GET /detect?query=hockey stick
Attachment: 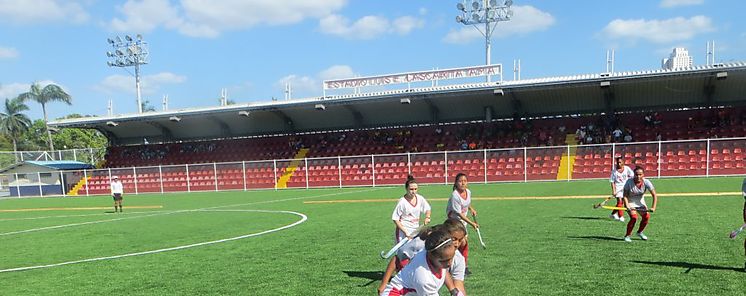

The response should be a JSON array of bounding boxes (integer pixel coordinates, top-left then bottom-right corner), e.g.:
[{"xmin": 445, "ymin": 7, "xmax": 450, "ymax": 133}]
[
  {"xmin": 600, "ymin": 205, "xmax": 627, "ymax": 211},
  {"xmin": 380, "ymin": 237, "xmax": 411, "ymax": 259},
  {"xmin": 592, "ymin": 197, "xmax": 613, "ymax": 209},
  {"xmin": 379, "ymin": 225, "xmax": 428, "ymax": 259},
  {"xmin": 729, "ymin": 223, "xmax": 746, "ymax": 239},
  {"xmin": 472, "ymin": 213, "xmax": 486, "ymax": 249}
]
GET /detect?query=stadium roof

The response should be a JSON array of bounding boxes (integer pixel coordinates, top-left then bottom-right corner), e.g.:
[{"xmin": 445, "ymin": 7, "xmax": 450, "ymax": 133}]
[
  {"xmin": 50, "ymin": 62, "xmax": 746, "ymax": 145},
  {"xmin": 0, "ymin": 161, "xmax": 94, "ymax": 174}
]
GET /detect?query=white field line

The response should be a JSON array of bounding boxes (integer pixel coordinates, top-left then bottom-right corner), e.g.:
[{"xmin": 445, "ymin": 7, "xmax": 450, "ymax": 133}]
[
  {"xmin": 0, "ymin": 210, "xmax": 307, "ymax": 274},
  {"xmin": 0, "ymin": 210, "xmax": 191, "ymax": 237},
  {"xmin": 0, "ymin": 188, "xmax": 379, "ymax": 273},
  {"xmin": 0, "ymin": 188, "xmax": 379, "ymax": 236},
  {"xmin": 0, "ymin": 210, "xmax": 172, "ymax": 222}
]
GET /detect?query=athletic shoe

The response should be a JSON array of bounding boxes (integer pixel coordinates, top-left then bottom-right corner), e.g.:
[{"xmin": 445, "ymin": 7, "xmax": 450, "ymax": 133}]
[
  {"xmin": 624, "ymin": 236, "xmax": 632, "ymax": 243},
  {"xmin": 637, "ymin": 232, "xmax": 648, "ymax": 241},
  {"xmin": 609, "ymin": 214, "xmax": 619, "ymax": 221},
  {"xmin": 618, "ymin": 216, "xmax": 625, "ymax": 222},
  {"xmin": 465, "ymin": 268, "xmax": 472, "ymax": 276}
]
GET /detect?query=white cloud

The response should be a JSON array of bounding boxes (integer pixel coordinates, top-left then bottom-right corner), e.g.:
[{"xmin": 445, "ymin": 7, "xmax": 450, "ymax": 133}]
[
  {"xmin": 275, "ymin": 65, "xmax": 356, "ymax": 98},
  {"xmin": 0, "ymin": 80, "xmax": 62, "ymax": 100},
  {"xmin": 319, "ymin": 14, "xmax": 424, "ymax": 39},
  {"xmin": 0, "ymin": 46, "xmax": 18, "ymax": 59},
  {"xmin": 443, "ymin": 5, "xmax": 554, "ymax": 44},
  {"xmin": 109, "ymin": 0, "xmax": 347, "ymax": 38},
  {"xmin": 660, "ymin": 0, "xmax": 704, "ymax": 8},
  {"xmin": 601, "ymin": 16, "xmax": 714, "ymax": 44},
  {"xmin": 95, "ymin": 72, "xmax": 186, "ymax": 95},
  {"xmin": 0, "ymin": 0, "xmax": 88, "ymax": 24},
  {"xmin": 110, "ymin": 0, "xmax": 183, "ymax": 33},
  {"xmin": 319, "ymin": 65, "xmax": 355, "ymax": 81}
]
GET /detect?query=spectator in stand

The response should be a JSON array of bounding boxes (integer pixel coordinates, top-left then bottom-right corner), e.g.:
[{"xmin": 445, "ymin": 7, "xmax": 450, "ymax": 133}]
[
  {"xmin": 655, "ymin": 133, "xmax": 663, "ymax": 141},
  {"xmin": 468, "ymin": 141, "xmax": 477, "ymax": 150},
  {"xmin": 644, "ymin": 113, "xmax": 654, "ymax": 127},
  {"xmin": 653, "ymin": 112, "xmax": 663, "ymax": 126},
  {"xmin": 623, "ymin": 133, "xmax": 633, "ymax": 142},
  {"xmin": 612, "ymin": 127, "xmax": 623, "ymax": 142},
  {"xmin": 460, "ymin": 141, "xmax": 468, "ymax": 150}
]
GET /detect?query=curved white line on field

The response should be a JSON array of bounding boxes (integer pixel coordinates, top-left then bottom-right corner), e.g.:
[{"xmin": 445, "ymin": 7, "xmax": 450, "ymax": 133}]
[
  {"xmin": 0, "ymin": 210, "xmax": 191, "ymax": 237},
  {"xmin": 0, "ymin": 210, "xmax": 307, "ymax": 273}
]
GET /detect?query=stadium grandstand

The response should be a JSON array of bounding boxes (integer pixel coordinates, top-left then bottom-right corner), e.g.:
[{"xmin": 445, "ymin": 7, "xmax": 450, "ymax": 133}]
[{"xmin": 44, "ymin": 62, "xmax": 746, "ymax": 196}]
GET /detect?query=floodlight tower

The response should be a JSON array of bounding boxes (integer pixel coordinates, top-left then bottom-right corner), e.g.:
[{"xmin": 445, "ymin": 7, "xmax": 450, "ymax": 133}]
[
  {"xmin": 106, "ymin": 34, "xmax": 149, "ymax": 113},
  {"xmin": 456, "ymin": 0, "xmax": 513, "ymax": 82}
]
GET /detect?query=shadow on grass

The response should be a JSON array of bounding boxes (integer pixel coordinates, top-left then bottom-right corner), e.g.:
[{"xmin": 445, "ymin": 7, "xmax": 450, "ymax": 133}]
[
  {"xmin": 104, "ymin": 211, "xmax": 116, "ymax": 214},
  {"xmin": 343, "ymin": 271, "xmax": 383, "ymax": 287},
  {"xmin": 567, "ymin": 235, "xmax": 624, "ymax": 241},
  {"xmin": 561, "ymin": 216, "xmax": 605, "ymax": 221},
  {"xmin": 631, "ymin": 260, "xmax": 744, "ymax": 273}
]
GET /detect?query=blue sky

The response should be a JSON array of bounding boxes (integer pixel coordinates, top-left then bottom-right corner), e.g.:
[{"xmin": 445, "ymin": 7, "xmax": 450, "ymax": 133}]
[{"xmin": 0, "ymin": 0, "xmax": 743, "ymax": 120}]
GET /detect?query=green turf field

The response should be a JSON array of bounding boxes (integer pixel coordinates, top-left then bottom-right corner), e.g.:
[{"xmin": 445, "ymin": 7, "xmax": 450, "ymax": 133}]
[{"xmin": 1, "ymin": 176, "xmax": 744, "ymax": 295}]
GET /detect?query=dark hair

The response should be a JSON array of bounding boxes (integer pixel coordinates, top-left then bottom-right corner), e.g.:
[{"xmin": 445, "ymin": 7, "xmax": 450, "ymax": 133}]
[
  {"xmin": 442, "ymin": 218, "xmax": 466, "ymax": 235},
  {"xmin": 615, "ymin": 157, "xmax": 623, "ymax": 162},
  {"xmin": 405, "ymin": 175, "xmax": 417, "ymax": 189},
  {"xmin": 452, "ymin": 173, "xmax": 467, "ymax": 191},
  {"xmin": 424, "ymin": 228, "xmax": 454, "ymax": 257},
  {"xmin": 634, "ymin": 166, "xmax": 645, "ymax": 173}
]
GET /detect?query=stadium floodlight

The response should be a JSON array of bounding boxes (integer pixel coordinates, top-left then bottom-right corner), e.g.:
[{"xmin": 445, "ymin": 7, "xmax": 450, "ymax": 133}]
[
  {"xmin": 315, "ymin": 104, "xmax": 326, "ymax": 110},
  {"xmin": 716, "ymin": 71, "xmax": 728, "ymax": 80},
  {"xmin": 106, "ymin": 121, "xmax": 119, "ymax": 127},
  {"xmin": 238, "ymin": 110, "xmax": 251, "ymax": 117},
  {"xmin": 400, "ymin": 98, "xmax": 411, "ymax": 104},
  {"xmin": 600, "ymin": 81, "xmax": 611, "ymax": 88},
  {"xmin": 493, "ymin": 89, "xmax": 504, "ymax": 96},
  {"xmin": 106, "ymin": 34, "xmax": 149, "ymax": 113},
  {"xmin": 169, "ymin": 116, "xmax": 181, "ymax": 122},
  {"xmin": 455, "ymin": 0, "xmax": 513, "ymax": 82}
]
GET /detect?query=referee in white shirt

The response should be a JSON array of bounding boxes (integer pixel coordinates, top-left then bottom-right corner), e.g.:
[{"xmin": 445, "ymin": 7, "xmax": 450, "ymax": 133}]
[{"xmin": 111, "ymin": 176, "xmax": 124, "ymax": 213}]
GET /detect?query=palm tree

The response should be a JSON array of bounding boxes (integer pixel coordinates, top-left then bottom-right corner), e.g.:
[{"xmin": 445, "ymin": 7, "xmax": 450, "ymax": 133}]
[
  {"xmin": 0, "ymin": 97, "xmax": 32, "ymax": 155},
  {"xmin": 17, "ymin": 82, "xmax": 71, "ymax": 151}
]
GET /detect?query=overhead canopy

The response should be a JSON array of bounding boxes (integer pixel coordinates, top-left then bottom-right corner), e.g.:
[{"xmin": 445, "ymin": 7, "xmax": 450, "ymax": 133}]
[
  {"xmin": 0, "ymin": 161, "xmax": 94, "ymax": 174},
  {"xmin": 49, "ymin": 63, "xmax": 746, "ymax": 145}
]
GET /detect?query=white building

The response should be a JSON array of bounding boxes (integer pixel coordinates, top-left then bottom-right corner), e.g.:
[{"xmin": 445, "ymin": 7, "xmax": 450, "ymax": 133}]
[{"xmin": 662, "ymin": 48, "xmax": 693, "ymax": 70}]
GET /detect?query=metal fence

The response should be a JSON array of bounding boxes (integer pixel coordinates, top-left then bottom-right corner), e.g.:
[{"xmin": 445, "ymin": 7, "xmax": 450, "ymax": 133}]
[{"xmin": 1, "ymin": 137, "xmax": 743, "ymax": 198}]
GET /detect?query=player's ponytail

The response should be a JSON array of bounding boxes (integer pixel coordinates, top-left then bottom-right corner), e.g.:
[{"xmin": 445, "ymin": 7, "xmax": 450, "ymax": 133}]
[
  {"xmin": 404, "ymin": 175, "xmax": 416, "ymax": 189},
  {"xmin": 452, "ymin": 173, "xmax": 466, "ymax": 191}
]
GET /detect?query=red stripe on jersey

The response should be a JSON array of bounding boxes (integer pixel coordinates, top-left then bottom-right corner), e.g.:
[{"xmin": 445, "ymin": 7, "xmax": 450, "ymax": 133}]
[
  {"xmin": 386, "ymin": 287, "xmax": 416, "ymax": 296},
  {"xmin": 425, "ymin": 255, "xmax": 443, "ymax": 279}
]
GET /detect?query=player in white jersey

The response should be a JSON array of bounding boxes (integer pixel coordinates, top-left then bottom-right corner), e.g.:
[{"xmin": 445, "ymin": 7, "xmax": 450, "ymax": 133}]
[
  {"xmin": 378, "ymin": 219, "xmax": 468, "ymax": 295},
  {"xmin": 741, "ymin": 178, "xmax": 746, "ymax": 272},
  {"xmin": 609, "ymin": 157, "xmax": 634, "ymax": 222},
  {"xmin": 392, "ymin": 175, "xmax": 432, "ymax": 243},
  {"xmin": 446, "ymin": 173, "xmax": 478, "ymax": 275},
  {"xmin": 622, "ymin": 166, "xmax": 658, "ymax": 242},
  {"xmin": 380, "ymin": 228, "xmax": 457, "ymax": 296}
]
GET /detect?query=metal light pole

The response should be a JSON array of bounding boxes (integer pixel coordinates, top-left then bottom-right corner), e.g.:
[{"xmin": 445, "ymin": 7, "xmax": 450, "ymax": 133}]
[
  {"xmin": 456, "ymin": 0, "xmax": 513, "ymax": 82},
  {"xmin": 106, "ymin": 35, "xmax": 149, "ymax": 113}
]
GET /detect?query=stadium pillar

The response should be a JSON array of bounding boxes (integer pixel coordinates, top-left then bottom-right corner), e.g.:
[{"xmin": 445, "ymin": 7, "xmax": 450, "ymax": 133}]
[
  {"xmin": 186, "ymin": 164, "xmax": 191, "ymax": 193},
  {"xmin": 444, "ymin": 151, "xmax": 449, "ymax": 185},
  {"xmin": 273, "ymin": 160, "xmax": 278, "ymax": 191},
  {"xmin": 338, "ymin": 157, "xmax": 342, "ymax": 188},
  {"xmin": 159, "ymin": 165, "xmax": 164, "ymax": 194},
  {"xmin": 37, "ymin": 172, "xmax": 42, "ymax": 197},
  {"xmin": 523, "ymin": 147, "xmax": 528, "ymax": 183},
  {"xmin": 706, "ymin": 139, "xmax": 710, "ymax": 177},
  {"xmin": 83, "ymin": 169, "xmax": 89, "ymax": 196},
  {"xmin": 657, "ymin": 141, "xmax": 662, "ymax": 178},
  {"xmin": 483, "ymin": 149, "xmax": 488, "ymax": 184},
  {"xmin": 213, "ymin": 163, "xmax": 219, "ymax": 192},
  {"xmin": 371, "ymin": 155, "xmax": 376, "ymax": 187},
  {"xmin": 133, "ymin": 167, "xmax": 139, "ymax": 195},
  {"xmin": 242, "ymin": 161, "xmax": 247, "ymax": 191}
]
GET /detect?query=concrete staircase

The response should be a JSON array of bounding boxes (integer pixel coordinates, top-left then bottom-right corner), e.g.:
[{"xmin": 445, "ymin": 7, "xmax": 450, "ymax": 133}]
[
  {"xmin": 68, "ymin": 176, "xmax": 91, "ymax": 196},
  {"xmin": 276, "ymin": 148, "xmax": 310, "ymax": 189},
  {"xmin": 556, "ymin": 134, "xmax": 578, "ymax": 180}
]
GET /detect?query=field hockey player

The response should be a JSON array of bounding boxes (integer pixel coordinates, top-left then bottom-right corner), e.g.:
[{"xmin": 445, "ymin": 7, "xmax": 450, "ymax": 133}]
[
  {"xmin": 622, "ymin": 166, "xmax": 658, "ymax": 242},
  {"xmin": 379, "ymin": 228, "xmax": 457, "ymax": 296},
  {"xmin": 609, "ymin": 157, "xmax": 634, "ymax": 222},
  {"xmin": 446, "ymin": 173, "xmax": 478, "ymax": 275}
]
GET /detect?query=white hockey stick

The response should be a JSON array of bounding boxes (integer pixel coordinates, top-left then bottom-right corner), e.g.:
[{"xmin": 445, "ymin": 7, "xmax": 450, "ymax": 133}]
[
  {"xmin": 729, "ymin": 223, "xmax": 746, "ymax": 239},
  {"xmin": 472, "ymin": 213, "xmax": 486, "ymax": 249},
  {"xmin": 380, "ymin": 237, "xmax": 411, "ymax": 259}
]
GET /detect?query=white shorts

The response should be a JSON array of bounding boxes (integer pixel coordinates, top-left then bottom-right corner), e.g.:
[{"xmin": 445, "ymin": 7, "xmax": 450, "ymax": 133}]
[
  {"xmin": 614, "ymin": 190, "xmax": 624, "ymax": 199},
  {"xmin": 626, "ymin": 197, "xmax": 647, "ymax": 210}
]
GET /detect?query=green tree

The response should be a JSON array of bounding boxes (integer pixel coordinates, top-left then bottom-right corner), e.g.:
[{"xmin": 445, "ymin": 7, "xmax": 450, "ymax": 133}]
[
  {"xmin": 0, "ymin": 97, "xmax": 32, "ymax": 153},
  {"xmin": 142, "ymin": 99, "xmax": 156, "ymax": 112},
  {"xmin": 18, "ymin": 119, "xmax": 49, "ymax": 151},
  {"xmin": 17, "ymin": 82, "xmax": 72, "ymax": 151},
  {"xmin": 51, "ymin": 114, "xmax": 108, "ymax": 150}
]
